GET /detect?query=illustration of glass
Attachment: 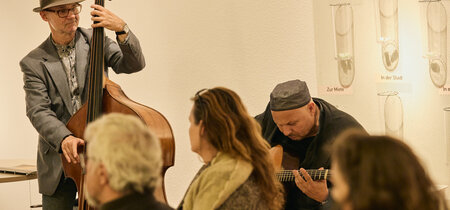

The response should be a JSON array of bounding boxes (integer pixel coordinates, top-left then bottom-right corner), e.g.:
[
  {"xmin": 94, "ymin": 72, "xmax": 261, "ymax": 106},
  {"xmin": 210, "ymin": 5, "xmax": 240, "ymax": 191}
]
[
  {"xmin": 377, "ymin": 91, "xmax": 403, "ymax": 139},
  {"xmin": 425, "ymin": 1, "xmax": 447, "ymax": 87},
  {"xmin": 332, "ymin": 3, "xmax": 355, "ymax": 88},
  {"xmin": 444, "ymin": 107, "xmax": 450, "ymax": 165},
  {"xmin": 374, "ymin": 0, "xmax": 399, "ymax": 71}
]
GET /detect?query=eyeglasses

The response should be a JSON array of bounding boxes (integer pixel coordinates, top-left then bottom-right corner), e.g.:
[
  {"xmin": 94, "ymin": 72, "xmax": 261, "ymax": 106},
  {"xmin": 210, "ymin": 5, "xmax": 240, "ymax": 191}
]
[{"xmin": 46, "ymin": 4, "xmax": 82, "ymax": 18}]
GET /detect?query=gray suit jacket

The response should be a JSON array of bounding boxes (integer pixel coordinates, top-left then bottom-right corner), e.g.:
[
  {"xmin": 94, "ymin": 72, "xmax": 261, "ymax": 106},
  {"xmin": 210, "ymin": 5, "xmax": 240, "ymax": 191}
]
[{"xmin": 20, "ymin": 27, "xmax": 145, "ymax": 195}]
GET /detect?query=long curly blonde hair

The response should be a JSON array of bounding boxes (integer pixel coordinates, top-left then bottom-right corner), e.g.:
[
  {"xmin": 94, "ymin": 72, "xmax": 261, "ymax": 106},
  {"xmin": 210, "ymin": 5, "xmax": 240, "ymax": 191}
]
[{"xmin": 192, "ymin": 87, "xmax": 284, "ymax": 210}]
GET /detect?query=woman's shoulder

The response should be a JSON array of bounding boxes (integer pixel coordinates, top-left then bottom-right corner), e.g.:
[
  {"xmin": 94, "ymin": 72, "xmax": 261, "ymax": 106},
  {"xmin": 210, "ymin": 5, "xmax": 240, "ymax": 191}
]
[
  {"xmin": 197, "ymin": 152, "xmax": 252, "ymax": 186},
  {"xmin": 190, "ymin": 152, "xmax": 255, "ymax": 209},
  {"xmin": 217, "ymin": 175, "xmax": 268, "ymax": 210}
]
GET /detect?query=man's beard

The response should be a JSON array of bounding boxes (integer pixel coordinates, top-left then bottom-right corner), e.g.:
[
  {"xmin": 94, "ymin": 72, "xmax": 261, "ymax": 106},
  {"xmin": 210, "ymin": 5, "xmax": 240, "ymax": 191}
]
[
  {"xmin": 305, "ymin": 116, "xmax": 319, "ymax": 137},
  {"xmin": 305, "ymin": 106, "xmax": 320, "ymax": 137}
]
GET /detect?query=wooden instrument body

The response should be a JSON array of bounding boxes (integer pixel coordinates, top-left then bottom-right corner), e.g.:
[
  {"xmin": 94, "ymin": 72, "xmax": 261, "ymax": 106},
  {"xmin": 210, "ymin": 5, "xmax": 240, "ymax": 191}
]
[
  {"xmin": 62, "ymin": 79, "xmax": 175, "ymax": 208},
  {"xmin": 60, "ymin": 2, "xmax": 174, "ymax": 209}
]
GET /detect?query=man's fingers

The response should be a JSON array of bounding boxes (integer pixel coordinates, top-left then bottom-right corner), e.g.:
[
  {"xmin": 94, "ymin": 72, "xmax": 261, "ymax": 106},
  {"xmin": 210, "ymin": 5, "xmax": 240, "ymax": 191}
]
[
  {"xmin": 293, "ymin": 170, "xmax": 306, "ymax": 188},
  {"xmin": 78, "ymin": 140, "xmax": 85, "ymax": 146},
  {"xmin": 90, "ymin": 10, "xmax": 100, "ymax": 16},
  {"xmin": 300, "ymin": 168, "xmax": 314, "ymax": 183},
  {"xmin": 90, "ymin": 5, "xmax": 112, "ymax": 16},
  {"xmin": 292, "ymin": 167, "xmax": 330, "ymax": 202},
  {"xmin": 293, "ymin": 170, "xmax": 301, "ymax": 181},
  {"xmin": 72, "ymin": 141, "xmax": 79, "ymax": 161},
  {"xmin": 90, "ymin": 4, "xmax": 105, "ymax": 11},
  {"xmin": 91, "ymin": 16, "xmax": 103, "ymax": 22},
  {"xmin": 91, "ymin": 23, "xmax": 101, "ymax": 28},
  {"xmin": 62, "ymin": 138, "xmax": 81, "ymax": 164},
  {"xmin": 62, "ymin": 147, "xmax": 71, "ymax": 163},
  {"xmin": 66, "ymin": 147, "xmax": 75, "ymax": 163},
  {"xmin": 91, "ymin": 22, "xmax": 108, "ymax": 28},
  {"xmin": 68, "ymin": 148, "xmax": 76, "ymax": 163}
]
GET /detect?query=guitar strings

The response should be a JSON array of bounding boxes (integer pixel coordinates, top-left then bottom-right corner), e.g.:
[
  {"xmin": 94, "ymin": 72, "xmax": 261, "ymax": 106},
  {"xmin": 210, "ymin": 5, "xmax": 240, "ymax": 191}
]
[{"xmin": 276, "ymin": 169, "xmax": 332, "ymax": 182}]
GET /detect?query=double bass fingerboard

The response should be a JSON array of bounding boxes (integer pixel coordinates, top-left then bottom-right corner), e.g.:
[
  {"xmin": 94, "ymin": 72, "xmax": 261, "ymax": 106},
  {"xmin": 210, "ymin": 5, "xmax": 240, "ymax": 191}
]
[
  {"xmin": 86, "ymin": 0, "xmax": 106, "ymax": 124},
  {"xmin": 276, "ymin": 169, "xmax": 332, "ymax": 182}
]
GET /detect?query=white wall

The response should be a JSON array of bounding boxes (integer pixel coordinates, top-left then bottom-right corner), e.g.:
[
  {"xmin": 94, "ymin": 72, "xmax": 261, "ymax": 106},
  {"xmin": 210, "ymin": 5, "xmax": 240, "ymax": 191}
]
[
  {"xmin": 0, "ymin": 0, "xmax": 317, "ymax": 208},
  {"xmin": 313, "ymin": 0, "xmax": 450, "ymax": 200}
]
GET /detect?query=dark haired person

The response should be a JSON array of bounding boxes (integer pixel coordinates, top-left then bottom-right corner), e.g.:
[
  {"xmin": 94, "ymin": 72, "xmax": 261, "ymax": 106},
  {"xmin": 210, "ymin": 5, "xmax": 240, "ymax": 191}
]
[
  {"xmin": 179, "ymin": 87, "xmax": 284, "ymax": 210},
  {"xmin": 331, "ymin": 131, "xmax": 448, "ymax": 210},
  {"xmin": 21, "ymin": 0, "xmax": 145, "ymax": 209}
]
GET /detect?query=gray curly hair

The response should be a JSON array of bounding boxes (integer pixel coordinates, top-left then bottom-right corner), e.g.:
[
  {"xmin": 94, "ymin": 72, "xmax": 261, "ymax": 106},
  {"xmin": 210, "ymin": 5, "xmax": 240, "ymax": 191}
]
[{"xmin": 84, "ymin": 113, "xmax": 162, "ymax": 193}]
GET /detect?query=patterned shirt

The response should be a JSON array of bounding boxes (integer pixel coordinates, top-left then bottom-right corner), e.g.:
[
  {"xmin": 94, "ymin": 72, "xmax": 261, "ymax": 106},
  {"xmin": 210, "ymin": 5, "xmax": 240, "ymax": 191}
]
[{"xmin": 51, "ymin": 37, "xmax": 81, "ymax": 114}]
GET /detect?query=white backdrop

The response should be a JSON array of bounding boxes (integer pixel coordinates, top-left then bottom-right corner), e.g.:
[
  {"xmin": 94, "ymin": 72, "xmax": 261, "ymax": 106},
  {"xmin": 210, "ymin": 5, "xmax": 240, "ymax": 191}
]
[
  {"xmin": 313, "ymin": 0, "xmax": 450, "ymax": 200},
  {"xmin": 0, "ymin": 0, "xmax": 317, "ymax": 208}
]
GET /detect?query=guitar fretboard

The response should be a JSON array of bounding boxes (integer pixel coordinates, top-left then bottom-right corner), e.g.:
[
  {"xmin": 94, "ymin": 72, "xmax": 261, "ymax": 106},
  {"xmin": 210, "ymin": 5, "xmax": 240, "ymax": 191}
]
[{"xmin": 276, "ymin": 169, "xmax": 331, "ymax": 182}]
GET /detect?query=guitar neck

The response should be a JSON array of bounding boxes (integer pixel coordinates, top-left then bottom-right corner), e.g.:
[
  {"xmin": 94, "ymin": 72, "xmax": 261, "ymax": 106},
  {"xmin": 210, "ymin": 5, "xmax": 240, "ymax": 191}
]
[{"xmin": 276, "ymin": 169, "xmax": 331, "ymax": 182}]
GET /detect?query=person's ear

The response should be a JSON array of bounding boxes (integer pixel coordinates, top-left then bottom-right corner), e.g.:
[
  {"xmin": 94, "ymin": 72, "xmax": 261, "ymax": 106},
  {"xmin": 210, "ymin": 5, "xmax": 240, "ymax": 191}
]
[
  {"xmin": 40, "ymin": 11, "xmax": 48, "ymax": 21},
  {"xmin": 199, "ymin": 120, "xmax": 205, "ymax": 136},
  {"xmin": 308, "ymin": 102, "xmax": 315, "ymax": 115},
  {"xmin": 98, "ymin": 163, "xmax": 109, "ymax": 185}
]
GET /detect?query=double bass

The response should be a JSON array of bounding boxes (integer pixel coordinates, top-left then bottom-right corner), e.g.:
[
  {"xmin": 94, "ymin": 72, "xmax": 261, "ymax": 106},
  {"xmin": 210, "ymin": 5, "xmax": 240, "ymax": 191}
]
[{"xmin": 61, "ymin": 0, "xmax": 175, "ymax": 209}]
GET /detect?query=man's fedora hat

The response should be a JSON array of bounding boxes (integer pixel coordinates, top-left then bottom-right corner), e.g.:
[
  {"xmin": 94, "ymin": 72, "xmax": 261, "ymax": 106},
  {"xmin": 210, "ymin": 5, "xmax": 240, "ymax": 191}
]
[{"xmin": 33, "ymin": 0, "xmax": 85, "ymax": 12}]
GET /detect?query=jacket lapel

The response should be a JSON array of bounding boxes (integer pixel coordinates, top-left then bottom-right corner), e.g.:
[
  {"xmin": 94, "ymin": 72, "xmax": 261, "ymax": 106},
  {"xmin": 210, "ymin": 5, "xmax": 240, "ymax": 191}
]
[
  {"xmin": 75, "ymin": 30, "xmax": 89, "ymax": 101},
  {"xmin": 42, "ymin": 36, "xmax": 73, "ymax": 114}
]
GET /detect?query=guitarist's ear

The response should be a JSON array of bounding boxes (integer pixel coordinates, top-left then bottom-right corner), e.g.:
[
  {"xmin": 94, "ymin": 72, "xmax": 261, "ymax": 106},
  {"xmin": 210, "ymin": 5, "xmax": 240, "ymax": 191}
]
[{"xmin": 307, "ymin": 102, "xmax": 316, "ymax": 116}]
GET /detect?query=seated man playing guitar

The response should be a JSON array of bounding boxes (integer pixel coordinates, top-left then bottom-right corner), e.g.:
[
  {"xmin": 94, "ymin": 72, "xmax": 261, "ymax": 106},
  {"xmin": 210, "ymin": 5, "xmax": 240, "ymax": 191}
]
[{"xmin": 256, "ymin": 79, "xmax": 366, "ymax": 210}]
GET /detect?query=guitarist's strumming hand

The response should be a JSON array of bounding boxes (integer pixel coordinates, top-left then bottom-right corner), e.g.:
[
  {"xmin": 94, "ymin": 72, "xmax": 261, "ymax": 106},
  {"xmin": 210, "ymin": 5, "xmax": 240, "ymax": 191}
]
[{"xmin": 292, "ymin": 167, "xmax": 328, "ymax": 202}]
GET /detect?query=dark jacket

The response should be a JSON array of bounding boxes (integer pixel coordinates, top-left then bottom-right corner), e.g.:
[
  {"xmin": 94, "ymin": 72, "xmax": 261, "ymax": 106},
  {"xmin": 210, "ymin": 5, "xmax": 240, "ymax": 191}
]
[
  {"xmin": 100, "ymin": 191, "xmax": 173, "ymax": 210},
  {"xmin": 256, "ymin": 98, "xmax": 366, "ymax": 210}
]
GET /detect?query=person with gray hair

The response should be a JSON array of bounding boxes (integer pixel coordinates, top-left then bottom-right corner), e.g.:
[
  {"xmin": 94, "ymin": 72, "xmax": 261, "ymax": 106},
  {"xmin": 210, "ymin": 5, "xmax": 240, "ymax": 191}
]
[
  {"xmin": 21, "ymin": 0, "xmax": 145, "ymax": 209},
  {"xmin": 255, "ymin": 79, "xmax": 366, "ymax": 210},
  {"xmin": 83, "ymin": 113, "xmax": 173, "ymax": 210}
]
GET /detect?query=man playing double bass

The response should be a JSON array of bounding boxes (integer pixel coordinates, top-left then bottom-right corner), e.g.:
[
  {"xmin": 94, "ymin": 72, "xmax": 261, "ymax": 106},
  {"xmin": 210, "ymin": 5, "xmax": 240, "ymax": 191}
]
[{"xmin": 20, "ymin": 0, "xmax": 145, "ymax": 209}]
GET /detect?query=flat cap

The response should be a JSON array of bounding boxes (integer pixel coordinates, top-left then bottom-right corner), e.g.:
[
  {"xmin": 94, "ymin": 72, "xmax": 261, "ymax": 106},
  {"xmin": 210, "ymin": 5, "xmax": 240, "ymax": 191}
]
[{"xmin": 270, "ymin": 79, "xmax": 311, "ymax": 111}]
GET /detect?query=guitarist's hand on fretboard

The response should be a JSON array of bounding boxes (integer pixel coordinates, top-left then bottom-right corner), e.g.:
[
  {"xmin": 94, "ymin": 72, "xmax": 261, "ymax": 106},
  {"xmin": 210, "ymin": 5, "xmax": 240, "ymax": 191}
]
[{"xmin": 292, "ymin": 168, "xmax": 328, "ymax": 203}]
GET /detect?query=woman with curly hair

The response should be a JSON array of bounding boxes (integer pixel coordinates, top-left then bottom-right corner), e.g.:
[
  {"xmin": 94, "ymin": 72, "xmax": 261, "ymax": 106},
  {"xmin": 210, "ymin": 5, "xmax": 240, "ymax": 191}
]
[{"xmin": 178, "ymin": 87, "xmax": 284, "ymax": 210}]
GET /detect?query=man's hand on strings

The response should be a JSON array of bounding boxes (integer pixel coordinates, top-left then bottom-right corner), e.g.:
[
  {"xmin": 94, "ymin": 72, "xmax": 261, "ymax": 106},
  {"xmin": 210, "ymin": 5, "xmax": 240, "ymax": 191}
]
[
  {"xmin": 292, "ymin": 167, "xmax": 328, "ymax": 202},
  {"xmin": 61, "ymin": 135, "xmax": 85, "ymax": 164},
  {"xmin": 90, "ymin": 4, "xmax": 126, "ymax": 33}
]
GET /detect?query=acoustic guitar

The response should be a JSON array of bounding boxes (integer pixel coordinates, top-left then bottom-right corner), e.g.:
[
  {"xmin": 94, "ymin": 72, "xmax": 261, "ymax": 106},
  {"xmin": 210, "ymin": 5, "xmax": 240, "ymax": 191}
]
[{"xmin": 269, "ymin": 145, "xmax": 332, "ymax": 182}]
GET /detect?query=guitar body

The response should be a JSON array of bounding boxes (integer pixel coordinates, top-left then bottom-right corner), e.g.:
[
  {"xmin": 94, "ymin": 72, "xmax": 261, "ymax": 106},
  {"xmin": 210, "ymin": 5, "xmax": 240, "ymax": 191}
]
[{"xmin": 270, "ymin": 145, "xmax": 300, "ymax": 172}]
